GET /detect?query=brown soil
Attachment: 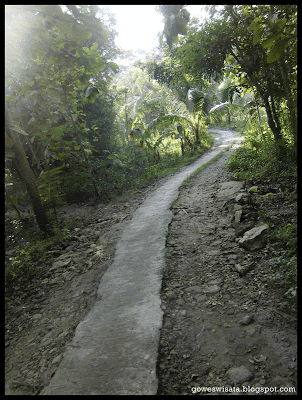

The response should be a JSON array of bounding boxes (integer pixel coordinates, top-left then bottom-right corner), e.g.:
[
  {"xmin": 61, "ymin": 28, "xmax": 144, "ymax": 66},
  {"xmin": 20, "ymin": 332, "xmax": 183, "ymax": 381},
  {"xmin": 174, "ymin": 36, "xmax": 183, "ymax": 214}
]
[{"xmin": 5, "ymin": 149, "xmax": 297, "ymax": 395}]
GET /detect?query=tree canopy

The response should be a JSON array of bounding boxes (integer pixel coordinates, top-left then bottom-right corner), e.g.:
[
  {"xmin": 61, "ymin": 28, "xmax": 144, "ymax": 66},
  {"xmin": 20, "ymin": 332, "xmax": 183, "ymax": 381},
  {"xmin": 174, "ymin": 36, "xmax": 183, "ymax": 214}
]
[{"xmin": 167, "ymin": 5, "xmax": 297, "ymax": 151}]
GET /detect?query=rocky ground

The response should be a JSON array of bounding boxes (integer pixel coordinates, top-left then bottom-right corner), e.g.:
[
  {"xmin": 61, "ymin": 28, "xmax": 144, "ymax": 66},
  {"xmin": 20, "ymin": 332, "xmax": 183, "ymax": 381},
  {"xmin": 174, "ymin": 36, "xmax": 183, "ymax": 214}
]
[
  {"xmin": 157, "ymin": 150, "xmax": 297, "ymax": 395},
  {"xmin": 5, "ymin": 148, "xmax": 297, "ymax": 395}
]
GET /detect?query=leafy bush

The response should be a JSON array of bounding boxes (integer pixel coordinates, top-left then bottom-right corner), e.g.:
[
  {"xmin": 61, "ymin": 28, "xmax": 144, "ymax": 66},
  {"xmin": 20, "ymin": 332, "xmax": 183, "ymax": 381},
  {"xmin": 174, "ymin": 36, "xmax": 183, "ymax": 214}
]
[{"xmin": 226, "ymin": 135, "xmax": 296, "ymax": 190}]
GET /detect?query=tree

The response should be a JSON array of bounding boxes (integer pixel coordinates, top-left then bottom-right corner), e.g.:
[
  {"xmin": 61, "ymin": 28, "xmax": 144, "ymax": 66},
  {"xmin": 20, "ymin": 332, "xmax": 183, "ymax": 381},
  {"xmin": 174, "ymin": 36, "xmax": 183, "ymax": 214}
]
[
  {"xmin": 5, "ymin": 5, "xmax": 120, "ymax": 205},
  {"xmin": 248, "ymin": 5, "xmax": 297, "ymax": 150},
  {"xmin": 156, "ymin": 5, "xmax": 190, "ymax": 49},
  {"xmin": 5, "ymin": 105, "xmax": 53, "ymax": 235}
]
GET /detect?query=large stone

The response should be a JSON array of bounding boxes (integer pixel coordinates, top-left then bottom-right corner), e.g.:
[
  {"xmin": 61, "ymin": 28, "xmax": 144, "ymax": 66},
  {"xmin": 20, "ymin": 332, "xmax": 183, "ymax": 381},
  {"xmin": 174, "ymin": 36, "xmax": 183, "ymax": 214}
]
[
  {"xmin": 238, "ymin": 224, "xmax": 269, "ymax": 251},
  {"xmin": 226, "ymin": 365, "xmax": 253, "ymax": 384},
  {"xmin": 216, "ymin": 181, "xmax": 245, "ymax": 202},
  {"xmin": 235, "ymin": 220, "xmax": 256, "ymax": 237}
]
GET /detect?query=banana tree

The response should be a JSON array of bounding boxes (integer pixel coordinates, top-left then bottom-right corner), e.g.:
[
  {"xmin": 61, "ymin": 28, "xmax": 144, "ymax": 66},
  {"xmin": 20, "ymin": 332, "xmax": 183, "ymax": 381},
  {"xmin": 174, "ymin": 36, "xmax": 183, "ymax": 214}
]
[{"xmin": 129, "ymin": 82, "xmax": 254, "ymax": 158}]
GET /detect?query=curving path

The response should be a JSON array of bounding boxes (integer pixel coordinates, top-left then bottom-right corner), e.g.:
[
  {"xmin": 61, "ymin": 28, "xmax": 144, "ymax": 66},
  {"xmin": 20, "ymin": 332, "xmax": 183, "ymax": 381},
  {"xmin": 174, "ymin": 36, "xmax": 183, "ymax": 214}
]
[{"xmin": 41, "ymin": 130, "xmax": 240, "ymax": 395}]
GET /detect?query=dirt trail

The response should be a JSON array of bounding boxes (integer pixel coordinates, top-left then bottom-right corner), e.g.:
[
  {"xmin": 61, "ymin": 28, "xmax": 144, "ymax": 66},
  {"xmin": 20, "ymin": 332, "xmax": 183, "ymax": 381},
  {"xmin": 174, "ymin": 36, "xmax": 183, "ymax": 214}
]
[{"xmin": 5, "ymin": 130, "xmax": 296, "ymax": 395}]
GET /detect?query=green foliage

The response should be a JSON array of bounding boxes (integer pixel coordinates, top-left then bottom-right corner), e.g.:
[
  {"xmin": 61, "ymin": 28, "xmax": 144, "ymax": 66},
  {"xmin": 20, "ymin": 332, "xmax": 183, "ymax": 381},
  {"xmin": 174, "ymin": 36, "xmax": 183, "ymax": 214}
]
[
  {"xmin": 5, "ymin": 5, "xmax": 120, "ymax": 209},
  {"xmin": 156, "ymin": 5, "xmax": 190, "ymax": 49},
  {"xmin": 268, "ymin": 223, "xmax": 297, "ymax": 312},
  {"xmin": 271, "ymin": 223, "xmax": 296, "ymax": 256},
  {"xmin": 248, "ymin": 5, "xmax": 297, "ymax": 64},
  {"xmin": 226, "ymin": 123, "xmax": 296, "ymax": 188}
]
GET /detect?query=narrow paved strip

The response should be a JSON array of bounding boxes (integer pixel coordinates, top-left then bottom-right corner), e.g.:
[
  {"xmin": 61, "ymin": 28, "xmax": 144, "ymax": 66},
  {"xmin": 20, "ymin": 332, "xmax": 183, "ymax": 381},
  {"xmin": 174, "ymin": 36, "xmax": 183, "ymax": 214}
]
[{"xmin": 41, "ymin": 130, "xmax": 240, "ymax": 395}]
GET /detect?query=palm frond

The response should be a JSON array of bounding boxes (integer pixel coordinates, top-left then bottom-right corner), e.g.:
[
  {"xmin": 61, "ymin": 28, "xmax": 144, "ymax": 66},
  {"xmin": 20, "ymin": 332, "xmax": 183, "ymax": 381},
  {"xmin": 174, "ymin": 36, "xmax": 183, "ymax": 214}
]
[
  {"xmin": 187, "ymin": 88, "xmax": 204, "ymax": 113},
  {"xmin": 208, "ymin": 101, "xmax": 230, "ymax": 114}
]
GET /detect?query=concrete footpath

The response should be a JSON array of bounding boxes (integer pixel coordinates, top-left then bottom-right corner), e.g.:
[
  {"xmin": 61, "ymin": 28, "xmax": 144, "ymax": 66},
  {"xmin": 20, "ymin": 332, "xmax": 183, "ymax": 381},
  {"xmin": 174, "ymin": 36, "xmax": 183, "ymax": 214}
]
[{"xmin": 41, "ymin": 130, "xmax": 240, "ymax": 395}]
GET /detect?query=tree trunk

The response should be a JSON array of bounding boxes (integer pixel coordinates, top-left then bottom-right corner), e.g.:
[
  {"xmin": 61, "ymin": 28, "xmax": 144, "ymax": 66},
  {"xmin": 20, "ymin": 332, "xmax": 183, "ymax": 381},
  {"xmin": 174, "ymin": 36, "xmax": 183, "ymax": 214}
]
[
  {"xmin": 262, "ymin": 94, "xmax": 282, "ymax": 142},
  {"xmin": 255, "ymin": 101, "xmax": 264, "ymax": 139},
  {"xmin": 5, "ymin": 106, "xmax": 53, "ymax": 235},
  {"xmin": 194, "ymin": 126, "xmax": 200, "ymax": 143},
  {"xmin": 278, "ymin": 57, "xmax": 297, "ymax": 156},
  {"xmin": 230, "ymin": 46, "xmax": 283, "ymax": 145},
  {"xmin": 75, "ymin": 130, "xmax": 100, "ymax": 198}
]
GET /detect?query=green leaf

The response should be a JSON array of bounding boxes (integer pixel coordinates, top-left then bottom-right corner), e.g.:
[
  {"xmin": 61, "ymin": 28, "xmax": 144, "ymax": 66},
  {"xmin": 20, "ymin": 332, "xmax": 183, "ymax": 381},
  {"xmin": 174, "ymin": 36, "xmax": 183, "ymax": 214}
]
[
  {"xmin": 267, "ymin": 38, "xmax": 290, "ymax": 63},
  {"xmin": 248, "ymin": 17, "xmax": 262, "ymax": 32},
  {"xmin": 262, "ymin": 32, "xmax": 282, "ymax": 49},
  {"xmin": 252, "ymin": 27, "xmax": 264, "ymax": 45},
  {"xmin": 274, "ymin": 18, "xmax": 287, "ymax": 31},
  {"xmin": 8, "ymin": 124, "xmax": 28, "ymax": 136},
  {"xmin": 90, "ymin": 42, "xmax": 98, "ymax": 51}
]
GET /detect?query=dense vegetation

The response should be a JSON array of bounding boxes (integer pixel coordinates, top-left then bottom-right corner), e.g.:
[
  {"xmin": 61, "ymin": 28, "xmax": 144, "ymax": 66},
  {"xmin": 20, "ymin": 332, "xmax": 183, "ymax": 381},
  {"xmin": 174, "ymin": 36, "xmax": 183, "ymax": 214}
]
[{"xmin": 5, "ymin": 5, "xmax": 296, "ymax": 303}]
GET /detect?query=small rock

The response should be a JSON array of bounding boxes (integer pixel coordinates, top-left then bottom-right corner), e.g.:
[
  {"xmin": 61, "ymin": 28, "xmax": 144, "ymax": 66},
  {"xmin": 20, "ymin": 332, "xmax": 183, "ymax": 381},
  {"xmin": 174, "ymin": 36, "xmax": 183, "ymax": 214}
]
[
  {"xmin": 184, "ymin": 285, "xmax": 202, "ymax": 294},
  {"xmin": 252, "ymin": 354, "xmax": 267, "ymax": 363},
  {"xmin": 226, "ymin": 365, "xmax": 254, "ymax": 384},
  {"xmin": 179, "ymin": 309, "xmax": 187, "ymax": 317},
  {"xmin": 234, "ymin": 210, "xmax": 242, "ymax": 224},
  {"xmin": 195, "ymin": 295, "xmax": 207, "ymax": 302},
  {"xmin": 32, "ymin": 313, "xmax": 42, "ymax": 320},
  {"xmin": 208, "ymin": 279, "xmax": 221, "ymax": 286},
  {"xmin": 234, "ymin": 263, "xmax": 253, "ymax": 276},
  {"xmin": 203, "ymin": 285, "xmax": 220, "ymax": 294},
  {"xmin": 165, "ymin": 291, "xmax": 177, "ymax": 300},
  {"xmin": 58, "ymin": 331, "xmax": 68, "ymax": 339},
  {"xmin": 50, "ymin": 258, "xmax": 71, "ymax": 270},
  {"xmin": 239, "ymin": 314, "xmax": 254, "ymax": 325},
  {"xmin": 244, "ymin": 326, "xmax": 257, "ymax": 336},
  {"xmin": 235, "ymin": 192, "xmax": 250, "ymax": 205},
  {"xmin": 51, "ymin": 354, "xmax": 63, "ymax": 365}
]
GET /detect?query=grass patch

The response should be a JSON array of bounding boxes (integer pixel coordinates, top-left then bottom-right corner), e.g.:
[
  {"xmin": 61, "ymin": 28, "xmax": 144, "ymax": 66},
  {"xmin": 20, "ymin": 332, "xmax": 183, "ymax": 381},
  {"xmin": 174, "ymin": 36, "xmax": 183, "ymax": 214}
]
[{"xmin": 181, "ymin": 144, "xmax": 232, "ymax": 187}]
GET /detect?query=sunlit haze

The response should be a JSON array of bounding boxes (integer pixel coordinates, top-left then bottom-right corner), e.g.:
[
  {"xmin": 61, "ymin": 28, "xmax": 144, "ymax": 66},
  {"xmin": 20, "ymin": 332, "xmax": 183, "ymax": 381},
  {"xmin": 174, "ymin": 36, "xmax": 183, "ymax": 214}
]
[{"xmin": 101, "ymin": 5, "xmax": 208, "ymax": 65}]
